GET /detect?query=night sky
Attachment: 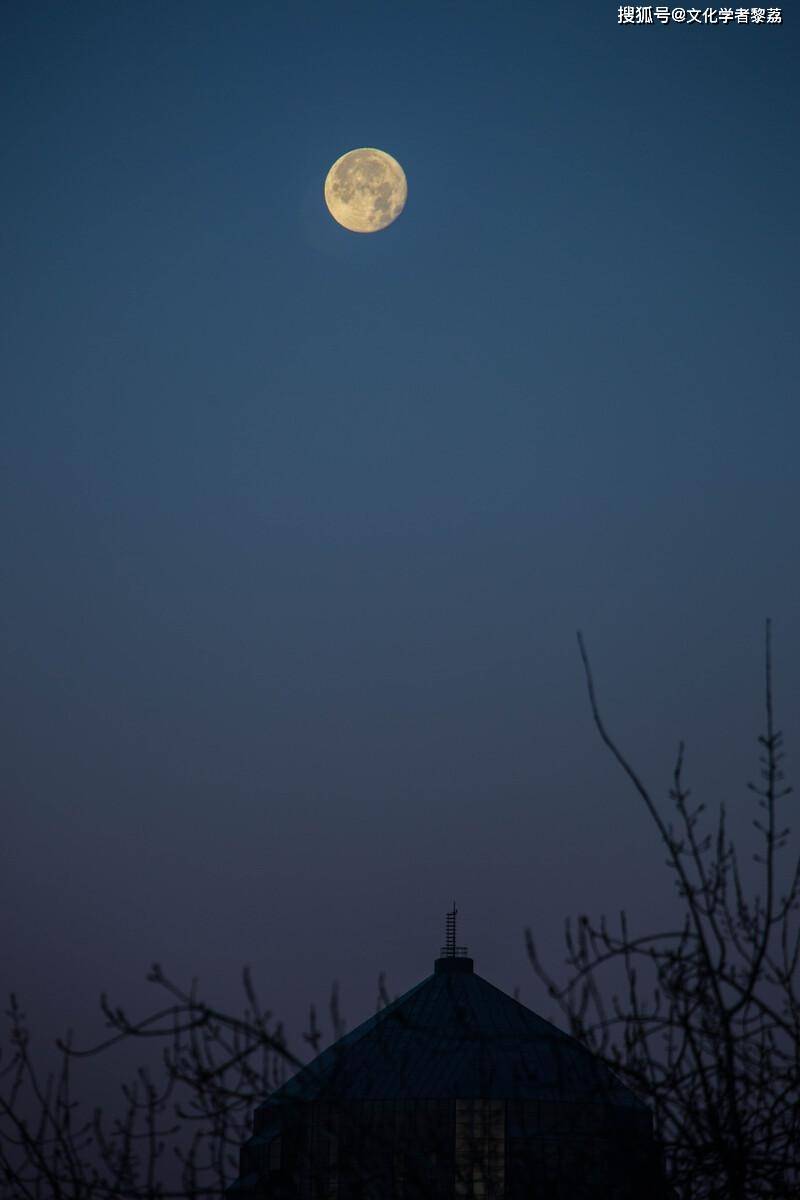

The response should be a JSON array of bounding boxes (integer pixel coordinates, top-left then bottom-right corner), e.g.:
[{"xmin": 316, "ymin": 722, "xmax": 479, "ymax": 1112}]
[{"xmin": 3, "ymin": 0, "xmax": 798, "ymax": 1070}]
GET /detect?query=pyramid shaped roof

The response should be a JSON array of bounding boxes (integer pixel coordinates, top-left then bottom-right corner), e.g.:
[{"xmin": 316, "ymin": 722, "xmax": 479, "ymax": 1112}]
[{"xmin": 258, "ymin": 957, "xmax": 646, "ymax": 1113}]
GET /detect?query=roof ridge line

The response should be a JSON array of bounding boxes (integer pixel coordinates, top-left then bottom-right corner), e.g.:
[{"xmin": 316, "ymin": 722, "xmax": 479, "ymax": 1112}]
[{"xmin": 257, "ymin": 973, "xmax": 434, "ymax": 1109}]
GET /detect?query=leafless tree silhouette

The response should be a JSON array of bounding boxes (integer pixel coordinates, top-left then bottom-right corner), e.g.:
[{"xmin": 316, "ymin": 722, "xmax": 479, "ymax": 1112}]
[
  {"xmin": 527, "ymin": 620, "xmax": 799, "ymax": 1199},
  {"xmin": 1, "ymin": 966, "xmax": 314, "ymax": 1197}
]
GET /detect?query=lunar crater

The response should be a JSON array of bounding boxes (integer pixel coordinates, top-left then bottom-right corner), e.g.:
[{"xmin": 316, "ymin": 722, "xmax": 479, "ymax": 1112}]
[{"xmin": 324, "ymin": 148, "xmax": 407, "ymax": 233}]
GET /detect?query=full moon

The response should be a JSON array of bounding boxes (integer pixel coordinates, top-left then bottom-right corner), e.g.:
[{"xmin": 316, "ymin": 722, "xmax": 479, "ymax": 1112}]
[{"xmin": 324, "ymin": 148, "xmax": 407, "ymax": 234}]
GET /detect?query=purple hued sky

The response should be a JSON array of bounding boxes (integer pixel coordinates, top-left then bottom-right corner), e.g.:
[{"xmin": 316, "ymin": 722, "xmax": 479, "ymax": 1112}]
[{"xmin": 2, "ymin": 0, "xmax": 798, "ymax": 1086}]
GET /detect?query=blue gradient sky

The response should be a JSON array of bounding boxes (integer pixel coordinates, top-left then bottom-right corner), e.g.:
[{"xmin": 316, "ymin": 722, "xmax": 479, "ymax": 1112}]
[{"xmin": 2, "ymin": 1, "xmax": 798, "ymax": 1052}]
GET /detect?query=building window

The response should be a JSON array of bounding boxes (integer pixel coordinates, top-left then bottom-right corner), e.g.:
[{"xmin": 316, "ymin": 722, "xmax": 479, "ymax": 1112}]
[
  {"xmin": 268, "ymin": 1134, "xmax": 281, "ymax": 1171},
  {"xmin": 455, "ymin": 1100, "xmax": 505, "ymax": 1199}
]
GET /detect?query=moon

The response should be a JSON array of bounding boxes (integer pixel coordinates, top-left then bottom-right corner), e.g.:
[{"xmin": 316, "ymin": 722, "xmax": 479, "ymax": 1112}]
[{"xmin": 324, "ymin": 148, "xmax": 407, "ymax": 234}]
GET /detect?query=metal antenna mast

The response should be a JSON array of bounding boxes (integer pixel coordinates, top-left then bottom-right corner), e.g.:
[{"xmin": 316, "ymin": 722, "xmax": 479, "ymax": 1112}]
[{"xmin": 440, "ymin": 902, "xmax": 468, "ymax": 958}]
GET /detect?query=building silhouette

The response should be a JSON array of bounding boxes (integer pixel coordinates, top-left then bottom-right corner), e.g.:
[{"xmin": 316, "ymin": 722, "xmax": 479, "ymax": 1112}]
[{"xmin": 228, "ymin": 909, "xmax": 667, "ymax": 1199}]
